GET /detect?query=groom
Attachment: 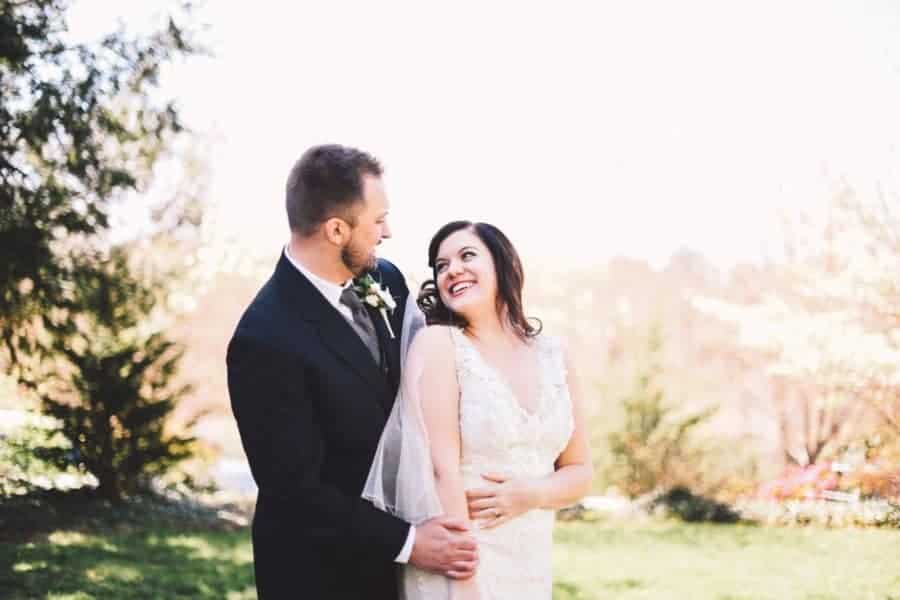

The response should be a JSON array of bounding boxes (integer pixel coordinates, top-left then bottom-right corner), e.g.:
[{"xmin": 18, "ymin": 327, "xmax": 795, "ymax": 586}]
[{"xmin": 227, "ymin": 144, "xmax": 477, "ymax": 599}]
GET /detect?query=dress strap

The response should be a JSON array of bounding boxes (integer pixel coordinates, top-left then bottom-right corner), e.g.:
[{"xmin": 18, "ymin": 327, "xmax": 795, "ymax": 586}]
[
  {"xmin": 536, "ymin": 334, "xmax": 567, "ymax": 387},
  {"xmin": 447, "ymin": 326, "xmax": 495, "ymax": 386},
  {"xmin": 446, "ymin": 326, "xmax": 470, "ymax": 382}
]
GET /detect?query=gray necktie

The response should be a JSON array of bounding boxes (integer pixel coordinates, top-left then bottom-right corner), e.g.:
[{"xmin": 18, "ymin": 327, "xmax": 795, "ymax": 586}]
[{"xmin": 339, "ymin": 287, "xmax": 381, "ymax": 366}]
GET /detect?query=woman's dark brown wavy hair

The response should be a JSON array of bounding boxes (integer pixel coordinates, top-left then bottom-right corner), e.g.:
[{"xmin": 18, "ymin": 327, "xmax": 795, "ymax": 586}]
[{"xmin": 418, "ymin": 221, "xmax": 542, "ymax": 341}]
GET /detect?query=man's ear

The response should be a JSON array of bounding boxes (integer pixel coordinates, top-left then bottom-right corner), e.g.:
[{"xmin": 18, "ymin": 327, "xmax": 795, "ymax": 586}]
[{"xmin": 322, "ymin": 217, "xmax": 350, "ymax": 246}]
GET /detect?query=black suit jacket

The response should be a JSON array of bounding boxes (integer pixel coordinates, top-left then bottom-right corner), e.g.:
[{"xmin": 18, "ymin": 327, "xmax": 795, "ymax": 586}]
[{"xmin": 227, "ymin": 254, "xmax": 411, "ymax": 599}]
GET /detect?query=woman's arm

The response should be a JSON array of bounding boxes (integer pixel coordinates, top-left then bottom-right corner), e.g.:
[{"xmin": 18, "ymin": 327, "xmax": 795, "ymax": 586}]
[
  {"xmin": 414, "ymin": 327, "xmax": 481, "ymax": 598},
  {"xmin": 468, "ymin": 339, "xmax": 593, "ymax": 527}
]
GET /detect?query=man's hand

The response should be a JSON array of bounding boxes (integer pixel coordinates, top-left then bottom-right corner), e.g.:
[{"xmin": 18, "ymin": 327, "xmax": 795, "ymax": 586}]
[{"xmin": 409, "ymin": 516, "xmax": 478, "ymax": 579}]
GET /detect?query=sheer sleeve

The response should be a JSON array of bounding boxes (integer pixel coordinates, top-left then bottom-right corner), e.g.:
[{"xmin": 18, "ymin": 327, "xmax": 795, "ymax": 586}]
[{"xmin": 362, "ymin": 295, "xmax": 443, "ymax": 524}]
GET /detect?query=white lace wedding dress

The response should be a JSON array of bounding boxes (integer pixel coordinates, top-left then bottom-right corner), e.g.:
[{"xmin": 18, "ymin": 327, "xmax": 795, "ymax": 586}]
[{"xmin": 403, "ymin": 327, "xmax": 575, "ymax": 599}]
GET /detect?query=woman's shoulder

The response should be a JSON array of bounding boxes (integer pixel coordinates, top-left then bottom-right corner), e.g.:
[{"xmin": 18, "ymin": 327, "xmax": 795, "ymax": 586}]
[
  {"xmin": 406, "ymin": 326, "xmax": 461, "ymax": 384},
  {"xmin": 411, "ymin": 324, "xmax": 459, "ymax": 355}
]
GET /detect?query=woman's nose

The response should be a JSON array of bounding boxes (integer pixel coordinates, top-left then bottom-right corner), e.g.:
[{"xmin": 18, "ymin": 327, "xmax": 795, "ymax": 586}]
[{"xmin": 447, "ymin": 260, "xmax": 464, "ymax": 276}]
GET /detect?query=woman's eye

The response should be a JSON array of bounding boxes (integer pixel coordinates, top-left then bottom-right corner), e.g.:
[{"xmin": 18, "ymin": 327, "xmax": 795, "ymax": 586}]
[
  {"xmin": 462, "ymin": 251, "xmax": 475, "ymax": 260},
  {"xmin": 436, "ymin": 263, "xmax": 447, "ymax": 273}
]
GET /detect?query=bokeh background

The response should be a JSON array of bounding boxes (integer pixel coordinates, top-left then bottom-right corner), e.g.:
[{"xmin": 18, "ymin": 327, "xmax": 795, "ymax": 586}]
[{"xmin": 2, "ymin": 1, "xmax": 898, "ymax": 598}]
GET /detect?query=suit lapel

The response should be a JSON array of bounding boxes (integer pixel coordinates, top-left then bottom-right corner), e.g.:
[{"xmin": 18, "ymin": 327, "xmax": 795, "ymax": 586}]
[
  {"xmin": 367, "ymin": 304, "xmax": 401, "ymax": 399},
  {"xmin": 273, "ymin": 254, "xmax": 391, "ymax": 409},
  {"xmin": 317, "ymin": 312, "xmax": 391, "ymax": 409}
]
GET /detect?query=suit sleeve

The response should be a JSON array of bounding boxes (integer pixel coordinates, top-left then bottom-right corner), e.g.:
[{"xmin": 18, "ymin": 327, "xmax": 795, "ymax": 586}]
[{"xmin": 226, "ymin": 331, "xmax": 410, "ymax": 561}]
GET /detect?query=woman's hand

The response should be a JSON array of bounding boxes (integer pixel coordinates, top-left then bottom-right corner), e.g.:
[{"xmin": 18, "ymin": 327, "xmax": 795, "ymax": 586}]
[{"xmin": 465, "ymin": 473, "xmax": 544, "ymax": 529}]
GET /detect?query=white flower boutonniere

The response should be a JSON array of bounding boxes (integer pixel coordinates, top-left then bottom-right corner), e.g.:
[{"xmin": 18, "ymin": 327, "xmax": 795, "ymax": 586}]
[{"xmin": 352, "ymin": 273, "xmax": 397, "ymax": 339}]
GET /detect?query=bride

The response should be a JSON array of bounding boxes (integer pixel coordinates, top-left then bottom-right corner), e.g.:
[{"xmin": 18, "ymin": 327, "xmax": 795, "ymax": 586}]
[{"xmin": 364, "ymin": 220, "xmax": 593, "ymax": 599}]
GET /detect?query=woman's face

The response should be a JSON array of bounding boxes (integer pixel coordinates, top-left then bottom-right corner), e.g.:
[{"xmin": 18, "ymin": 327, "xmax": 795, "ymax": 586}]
[{"xmin": 434, "ymin": 228, "xmax": 498, "ymax": 321}]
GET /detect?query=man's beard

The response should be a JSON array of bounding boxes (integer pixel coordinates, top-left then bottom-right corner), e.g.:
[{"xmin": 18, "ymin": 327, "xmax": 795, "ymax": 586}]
[{"xmin": 341, "ymin": 241, "xmax": 377, "ymax": 276}]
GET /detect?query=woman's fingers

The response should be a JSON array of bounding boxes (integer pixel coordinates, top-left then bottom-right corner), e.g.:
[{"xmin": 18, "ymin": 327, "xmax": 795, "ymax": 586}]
[
  {"xmin": 465, "ymin": 486, "xmax": 496, "ymax": 500},
  {"xmin": 470, "ymin": 507, "xmax": 498, "ymax": 520},
  {"xmin": 481, "ymin": 472, "xmax": 508, "ymax": 484},
  {"xmin": 468, "ymin": 498, "xmax": 496, "ymax": 511}
]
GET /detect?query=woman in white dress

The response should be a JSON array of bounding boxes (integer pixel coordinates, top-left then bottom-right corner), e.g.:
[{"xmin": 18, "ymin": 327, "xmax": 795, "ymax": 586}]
[{"xmin": 365, "ymin": 221, "xmax": 593, "ymax": 599}]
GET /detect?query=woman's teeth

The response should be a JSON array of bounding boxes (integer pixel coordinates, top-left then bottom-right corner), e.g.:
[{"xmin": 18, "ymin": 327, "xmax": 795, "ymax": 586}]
[{"xmin": 450, "ymin": 282, "xmax": 474, "ymax": 296}]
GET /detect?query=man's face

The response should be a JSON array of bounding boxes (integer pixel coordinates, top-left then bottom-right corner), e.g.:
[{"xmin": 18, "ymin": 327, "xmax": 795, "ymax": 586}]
[{"xmin": 341, "ymin": 174, "xmax": 392, "ymax": 276}]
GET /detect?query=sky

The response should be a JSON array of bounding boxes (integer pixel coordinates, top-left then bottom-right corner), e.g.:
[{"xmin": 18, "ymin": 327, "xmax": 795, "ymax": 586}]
[{"xmin": 67, "ymin": 0, "xmax": 900, "ymax": 275}]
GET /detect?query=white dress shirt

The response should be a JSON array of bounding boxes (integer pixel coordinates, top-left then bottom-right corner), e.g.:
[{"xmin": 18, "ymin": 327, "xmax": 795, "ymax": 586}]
[{"xmin": 283, "ymin": 246, "xmax": 416, "ymax": 564}]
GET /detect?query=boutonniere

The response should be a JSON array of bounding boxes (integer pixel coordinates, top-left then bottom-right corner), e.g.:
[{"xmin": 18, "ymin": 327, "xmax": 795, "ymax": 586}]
[{"xmin": 352, "ymin": 273, "xmax": 398, "ymax": 339}]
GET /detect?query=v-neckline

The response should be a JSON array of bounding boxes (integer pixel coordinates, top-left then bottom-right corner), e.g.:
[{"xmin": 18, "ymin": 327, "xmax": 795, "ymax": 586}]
[{"xmin": 455, "ymin": 329, "xmax": 545, "ymax": 419}]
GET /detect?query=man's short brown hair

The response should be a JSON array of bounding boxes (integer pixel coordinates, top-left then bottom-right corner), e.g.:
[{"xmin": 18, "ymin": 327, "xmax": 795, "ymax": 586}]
[{"xmin": 285, "ymin": 144, "xmax": 383, "ymax": 236}]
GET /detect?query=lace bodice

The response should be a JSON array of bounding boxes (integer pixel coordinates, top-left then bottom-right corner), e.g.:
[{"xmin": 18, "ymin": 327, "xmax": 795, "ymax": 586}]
[
  {"xmin": 452, "ymin": 328, "xmax": 574, "ymax": 484},
  {"xmin": 402, "ymin": 329, "xmax": 574, "ymax": 600}
]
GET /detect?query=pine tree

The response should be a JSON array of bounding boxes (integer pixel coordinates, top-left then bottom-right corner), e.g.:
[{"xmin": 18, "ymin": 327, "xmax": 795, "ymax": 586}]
[{"xmin": 40, "ymin": 250, "xmax": 195, "ymax": 500}]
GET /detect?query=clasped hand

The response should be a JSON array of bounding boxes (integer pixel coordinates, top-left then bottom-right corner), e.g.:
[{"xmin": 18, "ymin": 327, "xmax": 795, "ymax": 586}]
[
  {"xmin": 466, "ymin": 473, "xmax": 541, "ymax": 529},
  {"xmin": 410, "ymin": 516, "xmax": 479, "ymax": 580}
]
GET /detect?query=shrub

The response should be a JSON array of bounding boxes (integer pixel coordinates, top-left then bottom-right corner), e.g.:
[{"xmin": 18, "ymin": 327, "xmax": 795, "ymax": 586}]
[
  {"xmin": 38, "ymin": 251, "xmax": 197, "ymax": 501},
  {"xmin": 651, "ymin": 486, "xmax": 742, "ymax": 523},
  {"xmin": 756, "ymin": 462, "xmax": 840, "ymax": 501},
  {"xmin": 606, "ymin": 326, "xmax": 716, "ymax": 498}
]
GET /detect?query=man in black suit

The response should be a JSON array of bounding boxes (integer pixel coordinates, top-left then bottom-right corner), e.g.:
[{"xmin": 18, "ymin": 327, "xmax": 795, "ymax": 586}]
[{"xmin": 227, "ymin": 145, "xmax": 477, "ymax": 599}]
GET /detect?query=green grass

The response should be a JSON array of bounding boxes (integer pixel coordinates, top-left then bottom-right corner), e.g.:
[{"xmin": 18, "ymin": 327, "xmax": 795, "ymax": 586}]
[
  {"xmin": 0, "ymin": 490, "xmax": 255, "ymax": 600},
  {"xmin": 552, "ymin": 520, "xmax": 900, "ymax": 600},
  {"xmin": 2, "ymin": 495, "xmax": 898, "ymax": 599},
  {"xmin": 2, "ymin": 529, "xmax": 254, "ymax": 600}
]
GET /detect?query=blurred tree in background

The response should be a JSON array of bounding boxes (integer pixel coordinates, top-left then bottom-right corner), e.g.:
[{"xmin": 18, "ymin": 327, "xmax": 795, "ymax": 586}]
[
  {"xmin": 606, "ymin": 325, "xmax": 716, "ymax": 498},
  {"xmin": 39, "ymin": 249, "xmax": 196, "ymax": 500},
  {"xmin": 0, "ymin": 0, "xmax": 204, "ymax": 499},
  {"xmin": 0, "ymin": 0, "xmax": 197, "ymax": 383},
  {"xmin": 696, "ymin": 189, "xmax": 900, "ymax": 463},
  {"xmin": 0, "ymin": 416, "xmax": 79, "ymax": 496}
]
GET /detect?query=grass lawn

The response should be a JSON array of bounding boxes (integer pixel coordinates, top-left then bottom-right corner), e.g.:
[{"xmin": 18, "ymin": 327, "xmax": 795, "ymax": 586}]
[
  {"xmin": 1, "ymin": 494, "xmax": 898, "ymax": 599},
  {"xmin": 0, "ymin": 491, "xmax": 256, "ymax": 600},
  {"xmin": 552, "ymin": 519, "xmax": 900, "ymax": 600},
  {"xmin": 3, "ymin": 528, "xmax": 254, "ymax": 600}
]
